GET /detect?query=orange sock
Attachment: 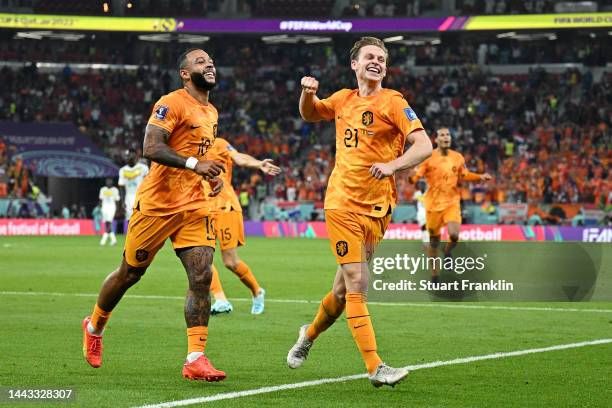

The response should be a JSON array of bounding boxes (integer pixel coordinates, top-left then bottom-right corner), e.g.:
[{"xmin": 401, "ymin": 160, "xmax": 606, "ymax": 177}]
[
  {"xmin": 232, "ymin": 261, "xmax": 260, "ymax": 296},
  {"xmin": 209, "ymin": 265, "xmax": 227, "ymax": 300},
  {"xmin": 345, "ymin": 292, "xmax": 382, "ymax": 374},
  {"xmin": 90, "ymin": 303, "xmax": 111, "ymax": 333},
  {"xmin": 187, "ymin": 326, "xmax": 208, "ymax": 353},
  {"xmin": 306, "ymin": 292, "xmax": 345, "ymax": 341}
]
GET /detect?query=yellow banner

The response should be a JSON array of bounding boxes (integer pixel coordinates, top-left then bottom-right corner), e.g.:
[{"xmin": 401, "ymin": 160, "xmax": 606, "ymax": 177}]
[
  {"xmin": 0, "ymin": 13, "xmax": 178, "ymax": 32},
  {"xmin": 466, "ymin": 13, "xmax": 612, "ymax": 30}
]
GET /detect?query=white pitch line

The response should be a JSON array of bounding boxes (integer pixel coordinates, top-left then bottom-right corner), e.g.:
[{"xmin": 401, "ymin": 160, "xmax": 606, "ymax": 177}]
[
  {"xmin": 1, "ymin": 290, "xmax": 611, "ymax": 313},
  {"xmin": 135, "ymin": 338, "xmax": 612, "ymax": 408}
]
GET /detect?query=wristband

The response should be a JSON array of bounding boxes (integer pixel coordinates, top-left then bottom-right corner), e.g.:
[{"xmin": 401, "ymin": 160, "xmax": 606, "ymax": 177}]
[{"xmin": 185, "ymin": 157, "xmax": 198, "ymax": 170}]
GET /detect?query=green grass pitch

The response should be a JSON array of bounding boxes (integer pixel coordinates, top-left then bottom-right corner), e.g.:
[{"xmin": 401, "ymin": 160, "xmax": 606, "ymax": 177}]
[{"xmin": 0, "ymin": 236, "xmax": 611, "ymax": 407}]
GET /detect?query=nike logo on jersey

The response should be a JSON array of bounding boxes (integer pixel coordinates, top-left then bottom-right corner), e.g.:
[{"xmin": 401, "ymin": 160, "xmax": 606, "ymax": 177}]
[{"xmin": 190, "ymin": 125, "xmax": 202, "ymax": 129}]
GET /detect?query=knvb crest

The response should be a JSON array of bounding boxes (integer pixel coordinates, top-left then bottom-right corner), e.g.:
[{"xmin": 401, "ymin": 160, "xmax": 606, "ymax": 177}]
[
  {"xmin": 336, "ymin": 241, "xmax": 349, "ymax": 257},
  {"xmin": 362, "ymin": 111, "xmax": 374, "ymax": 126},
  {"xmin": 135, "ymin": 249, "xmax": 149, "ymax": 262}
]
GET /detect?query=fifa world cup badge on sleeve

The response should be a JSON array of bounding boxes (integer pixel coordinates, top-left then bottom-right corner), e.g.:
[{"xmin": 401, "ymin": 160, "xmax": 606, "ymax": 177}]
[
  {"xmin": 403, "ymin": 108, "xmax": 417, "ymax": 121},
  {"xmin": 155, "ymin": 105, "xmax": 169, "ymax": 120}
]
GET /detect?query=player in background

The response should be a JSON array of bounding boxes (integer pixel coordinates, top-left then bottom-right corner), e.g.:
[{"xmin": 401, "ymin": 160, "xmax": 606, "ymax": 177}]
[
  {"xmin": 118, "ymin": 149, "xmax": 149, "ymax": 229},
  {"xmin": 413, "ymin": 180, "xmax": 429, "ymax": 245},
  {"xmin": 409, "ymin": 127, "xmax": 491, "ymax": 283},
  {"xmin": 287, "ymin": 37, "xmax": 432, "ymax": 387},
  {"xmin": 205, "ymin": 138, "xmax": 281, "ymax": 315},
  {"xmin": 82, "ymin": 48, "xmax": 227, "ymax": 381},
  {"xmin": 99, "ymin": 178, "xmax": 120, "ymax": 246}
]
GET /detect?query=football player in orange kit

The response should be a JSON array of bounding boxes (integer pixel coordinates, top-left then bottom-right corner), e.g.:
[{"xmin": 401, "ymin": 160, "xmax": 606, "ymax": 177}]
[
  {"xmin": 205, "ymin": 137, "xmax": 281, "ymax": 315},
  {"xmin": 82, "ymin": 48, "xmax": 228, "ymax": 382},
  {"xmin": 410, "ymin": 127, "xmax": 492, "ymax": 283},
  {"xmin": 286, "ymin": 37, "xmax": 432, "ymax": 387}
]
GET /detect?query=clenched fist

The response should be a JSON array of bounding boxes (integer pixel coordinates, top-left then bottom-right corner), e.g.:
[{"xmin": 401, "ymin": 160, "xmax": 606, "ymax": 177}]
[{"xmin": 301, "ymin": 76, "xmax": 319, "ymax": 95}]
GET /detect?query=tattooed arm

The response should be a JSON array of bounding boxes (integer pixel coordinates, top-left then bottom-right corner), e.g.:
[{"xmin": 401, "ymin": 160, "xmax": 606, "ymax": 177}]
[{"xmin": 143, "ymin": 124, "xmax": 225, "ymax": 179}]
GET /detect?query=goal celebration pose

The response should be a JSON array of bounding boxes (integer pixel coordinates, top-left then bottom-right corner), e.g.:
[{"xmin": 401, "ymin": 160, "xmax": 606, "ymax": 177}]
[{"xmin": 287, "ymin": 37, "xmax": 432, "ymax": 387}]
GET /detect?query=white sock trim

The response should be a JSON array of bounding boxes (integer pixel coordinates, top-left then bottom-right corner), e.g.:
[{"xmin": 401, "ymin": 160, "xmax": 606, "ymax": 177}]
[
  {"xmin": 87, "ymin": 322, "xmax": 103, "ymax": 336},
  {"xmin": 187, "ymin": 352, "xmax": 204, "ymax": 363}
]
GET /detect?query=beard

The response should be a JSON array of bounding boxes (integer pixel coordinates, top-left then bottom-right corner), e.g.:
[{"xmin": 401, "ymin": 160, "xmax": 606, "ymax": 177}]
[{"xmin": 190, "ymin": 71, "xmax": 216, "ymax": 91}]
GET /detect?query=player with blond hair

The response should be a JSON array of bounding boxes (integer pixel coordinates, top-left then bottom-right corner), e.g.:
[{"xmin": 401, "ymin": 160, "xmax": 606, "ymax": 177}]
[{"xmin": 287, "ymin": 36, "xmax": 432, "ymax": 387}]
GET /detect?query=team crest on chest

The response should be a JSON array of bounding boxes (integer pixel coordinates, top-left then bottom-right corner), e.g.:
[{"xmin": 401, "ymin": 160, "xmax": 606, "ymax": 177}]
[{"xmin": 362, "ymin": 111, "xmax": 374, "ymax": 126}]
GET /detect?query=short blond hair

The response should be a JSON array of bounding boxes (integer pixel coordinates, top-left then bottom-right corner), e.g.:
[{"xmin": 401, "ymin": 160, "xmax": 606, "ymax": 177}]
[{"xmin": 349, "ymin": 36, "xmax": 389, "ymax": 63}]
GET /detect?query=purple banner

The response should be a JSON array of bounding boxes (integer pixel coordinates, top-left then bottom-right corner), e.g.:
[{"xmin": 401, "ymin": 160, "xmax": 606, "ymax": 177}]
[
  {"xmin": 0, "ymin": 121, "xmax": 118, "ymax": 178},
  {"xmin": 178, "ymin": 17, "xmax": 449, "ymax": 33},
  {"xmin": 243, "ymin": 221, "xmax": 612, "ymax": 243}
]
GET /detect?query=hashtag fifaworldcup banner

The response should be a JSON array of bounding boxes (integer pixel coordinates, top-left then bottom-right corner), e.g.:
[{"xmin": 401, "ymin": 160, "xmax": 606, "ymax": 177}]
[
  {"xmin": 0, "ymin": 121, "xmax": 118, "ymax": 178},
  {"xmin": 3, "ymin": 12, "xmax": 610, "ymax": 33},
  {"xmin": 244, "ymin": 222, "xmax": 612, "ymax": 243},
  {"xmin": 0, "ymin": 219, "xmax": 96, "ymax": 235}
]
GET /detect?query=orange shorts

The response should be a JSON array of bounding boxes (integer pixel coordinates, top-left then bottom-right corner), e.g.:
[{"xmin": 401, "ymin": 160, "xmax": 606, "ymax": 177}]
[
  {"xmin": 325, "ymin": 209, "xmax": 391, "ymax": 264},
  {"xmin": 124, "ymin": 207, "xmax": 216, "ymax": 267},
  {"xmin": 426, "ymin": 203, "xmax": 461, "ymax": 237},
  {"xmin": 213, "ymin": 210, "xmax": 245, "ymax": 251}
]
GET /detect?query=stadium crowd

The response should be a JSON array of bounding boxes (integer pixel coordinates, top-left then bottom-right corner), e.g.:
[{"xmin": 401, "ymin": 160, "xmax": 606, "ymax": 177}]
[
  {"xmin": 2, "ymin": 34, "xmax": 608, "ymax": 68},
  {"xmin": 0, "ymin": 41, "xmax": 610, "ymax": 218}
]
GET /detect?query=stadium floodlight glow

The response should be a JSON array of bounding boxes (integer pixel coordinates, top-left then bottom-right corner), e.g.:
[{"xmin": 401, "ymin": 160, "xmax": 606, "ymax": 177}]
[
  {"xmin": 261, "ymin": 34, "xmax": 291, "ymax": 43},
  {"xmin": 512, "ymin": 32, "xmax": 555, "ymax": 41},
  {"xmin": 127, "ymin": 2, "xmax": 133, "ymax": 9},
  {"xmin": 304, "ymin": 37, "xmax": 332, "ymax": 44},
  {"xmin": 178, "ymin": 34, "xmax": 210, "ymax": 43},
  {"xmin": 15, "ymin": 31, "xmax": 47, "ymax": 40},
  {"xmin": 15, "ymin": 30, "xmax": 85, "ymax": 41},
  {"xmin": 138, "ymin": 34, "xmax": 171, "ymax": 42},
  {"xmin": 496, "ymin": 31, "xmax": 516, "ymax": 38},
  {"xmin": 262, "ymin": 34, "xmax": 331, "ymax": 44},
  {"xmin": 431, "ymin": 39, "xmax": 441, "ymax": 45},
  {"xmin": 138, "ymin": 33, "xmax": 210, "ymax": 43},
  {"xmin": 383, "ymin": 36, "xmax": 404, "ymax": 43},
  {"xmin": 103, "ymin": 2, "xmax": 109, "ymax": 13}
]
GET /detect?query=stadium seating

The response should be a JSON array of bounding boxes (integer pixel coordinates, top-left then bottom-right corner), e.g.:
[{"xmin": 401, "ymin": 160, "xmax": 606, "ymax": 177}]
[{"xmin": 0, "ymin": 37, "xmax": 609, "ymax": 222}]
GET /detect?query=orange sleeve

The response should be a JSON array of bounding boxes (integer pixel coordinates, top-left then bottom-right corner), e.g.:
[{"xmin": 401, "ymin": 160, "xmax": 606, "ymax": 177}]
[
  {"xmin": 462, "ymin": 170, "xmax": 482, "ymax": 182},
  {"xmin": 215, "ymin": 138, "xmax": 237, "ymax": 157},
  {"xmin": 314, "ymin": 89, "xmax": 349, "ymax": 121},
  {"xmin": 458, "ymin": 154, "xmax": 481, "ymax": 181},
  {"xmin": 409, "ymin": 161, "xmax": 427, "ymax": 183},
  {"xmin": 147, "ymin": 95, "xmax": 184, "ymax": 133},
  {"xmin": 388, "ymin": 95, "xmax": 424, "ymax": 137}
]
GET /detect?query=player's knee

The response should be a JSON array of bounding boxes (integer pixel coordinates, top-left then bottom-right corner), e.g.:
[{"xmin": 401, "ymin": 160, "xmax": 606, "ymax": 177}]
[
  {"xmin": 331, "ymin": 287, "xmax": 346, "ymax": 304},
  {"xmin": 189, "ymin": 264, "xmax": 212, "ymax": 290},
  {"xmin": 449, "ymin": 234, "xmax": 459, "ymax": 243},
  {"xmin": 429, "ymin": 237, "xmax": 441, "ymax": 248},
  {"xmin": 122, "ymin": 265, "xmax": 146, "ymax": 286},
  {"xmin": 223, "ymin": 258, "xmax": 239, "ymax": 271},
  {"xmin": 332, "ymin": 279, "xmax": 346, "ymax": 299}
]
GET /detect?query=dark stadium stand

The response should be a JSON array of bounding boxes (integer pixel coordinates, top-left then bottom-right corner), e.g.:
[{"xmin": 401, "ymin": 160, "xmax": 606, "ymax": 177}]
[{"xmin": 0, "ymin": 39, "xmax": 609, "ymax": 218}]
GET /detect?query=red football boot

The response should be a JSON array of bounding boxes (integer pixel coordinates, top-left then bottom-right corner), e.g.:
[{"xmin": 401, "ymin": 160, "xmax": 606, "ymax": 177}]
[
  {"xmin": 182, "ymin": 354, "xmax": 226, "ymax": 382},
  {"xmin": 82, "ymin": 316, "xmax": 103, "ymax": 368}
]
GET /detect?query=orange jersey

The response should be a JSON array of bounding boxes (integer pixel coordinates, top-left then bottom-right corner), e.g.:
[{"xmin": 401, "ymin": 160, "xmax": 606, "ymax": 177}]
[
  {"xmin": 135, "ymin": 88, "xmax": 218, "ymax": 216},
  {"xmin": 414, "ymin": 149, "xmax": 480, "ymax": 211},
  {"xmin": 202, "ymin": 137, "xmax": 241, "ymax": 212},
  {"xmin": 315, "ymin": 88, "xmax": 423, "ymax": 217}
]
